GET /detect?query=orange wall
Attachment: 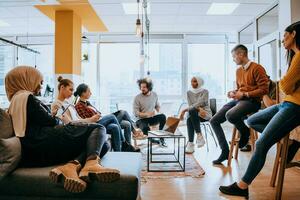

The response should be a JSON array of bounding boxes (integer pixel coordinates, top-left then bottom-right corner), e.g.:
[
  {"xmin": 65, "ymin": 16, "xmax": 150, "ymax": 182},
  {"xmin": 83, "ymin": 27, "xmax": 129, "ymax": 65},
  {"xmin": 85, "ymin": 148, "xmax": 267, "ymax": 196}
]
[{"xmin": 55, "ymin": 10, "xmax": 81, "ymax": 75}]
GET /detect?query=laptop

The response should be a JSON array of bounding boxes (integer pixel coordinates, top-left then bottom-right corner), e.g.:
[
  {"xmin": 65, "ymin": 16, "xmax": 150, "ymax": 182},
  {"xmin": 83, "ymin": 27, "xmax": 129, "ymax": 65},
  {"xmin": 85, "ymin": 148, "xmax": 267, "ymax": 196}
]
[{"xmin": 149, "ymin": 117, "xmax": 181, "ymax": 136}]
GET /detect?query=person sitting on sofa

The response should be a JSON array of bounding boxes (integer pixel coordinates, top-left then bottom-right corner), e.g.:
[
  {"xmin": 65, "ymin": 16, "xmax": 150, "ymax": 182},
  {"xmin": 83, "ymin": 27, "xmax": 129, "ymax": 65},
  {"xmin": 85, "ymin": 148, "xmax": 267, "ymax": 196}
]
[
  {"xmin": 74, "ymin": 83, "xmax": 145, "ymax": 143},
  {"xmin": 133, "ymin": 78, "xmax": 167, "ymax": 147},
  {"xmin": 180, "ymin": 76, "xmax": 212, "ymax": 153},
  {"xmin": 5, "ymin": 66, "xmax": 120, "ymax": 193},
  {"xmin": 51, "ymin": 77, "xmax": 138, "ymax": 152}
]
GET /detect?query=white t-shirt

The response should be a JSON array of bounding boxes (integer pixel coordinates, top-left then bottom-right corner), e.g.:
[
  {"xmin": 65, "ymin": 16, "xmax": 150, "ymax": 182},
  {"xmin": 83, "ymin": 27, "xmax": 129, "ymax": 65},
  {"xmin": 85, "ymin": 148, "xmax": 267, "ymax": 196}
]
[{"xmin": 51, "ymin": 99, "xmax": 81, "ymax": 121}]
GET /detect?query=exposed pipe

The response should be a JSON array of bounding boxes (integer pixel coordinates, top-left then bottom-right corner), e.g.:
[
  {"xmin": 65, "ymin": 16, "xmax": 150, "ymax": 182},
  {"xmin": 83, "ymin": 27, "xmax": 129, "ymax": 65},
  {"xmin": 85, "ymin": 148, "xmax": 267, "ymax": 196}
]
[{"xmin": 0, "ymin": 37, "xmax": 40, "ymax": 54}]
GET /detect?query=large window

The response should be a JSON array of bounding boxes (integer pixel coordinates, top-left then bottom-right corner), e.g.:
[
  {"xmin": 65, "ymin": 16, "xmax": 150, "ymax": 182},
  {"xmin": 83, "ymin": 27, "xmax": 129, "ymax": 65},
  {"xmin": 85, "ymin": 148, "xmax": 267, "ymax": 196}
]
[
  {"xmin": 17, "ymin": 45, "xmax": 55, "ymax": 100},
  {"xmin": 188, "ymin": 44, "xmax": 226, "ymax": 101},
  {"xmin": 17, "ymin": 47, "xmax": 36, "ymax": 67},
  {"xmin": 81, "ymin": 43, "xmax": 98, "ymax": 105},
  {"xmin": 0, "ymin": 36, "xmax": 231, "ymax": 113},
  {"xmin": 32, "ymin": 45, "xmax": 54, "ymax": 99},
  {"xmin": 0, "ymin": 44, "xmax": 14, "ymax": 108},
  {"xmin": 147, "ymin": 43, "xmax": 182, "ymax": 96},
  {"xmin": 99, "ymin": 43, "xmax": 140, "ymax": 114}
]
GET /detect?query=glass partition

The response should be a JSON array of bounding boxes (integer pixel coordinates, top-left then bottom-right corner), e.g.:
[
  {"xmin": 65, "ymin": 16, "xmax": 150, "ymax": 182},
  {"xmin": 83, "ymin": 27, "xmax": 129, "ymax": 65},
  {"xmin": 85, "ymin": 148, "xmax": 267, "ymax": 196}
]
[
  {"xmin": 258, "ymin": 40, "xmax": 278, "ymax": 80},
  {"xmin": 257, "ymin": 5, "xmax": 278, "ymax": 40},
  {"xmin": 239, "ymin": 23, "xmax": 254, "ymax": 60}
]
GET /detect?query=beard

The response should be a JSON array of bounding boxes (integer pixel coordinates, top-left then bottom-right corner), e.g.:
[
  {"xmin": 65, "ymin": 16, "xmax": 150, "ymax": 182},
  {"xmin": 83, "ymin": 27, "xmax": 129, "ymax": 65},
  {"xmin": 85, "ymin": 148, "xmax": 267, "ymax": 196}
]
[{"xmin": 142, "ymin": 90, "xmax": 149, "ymax": 95}]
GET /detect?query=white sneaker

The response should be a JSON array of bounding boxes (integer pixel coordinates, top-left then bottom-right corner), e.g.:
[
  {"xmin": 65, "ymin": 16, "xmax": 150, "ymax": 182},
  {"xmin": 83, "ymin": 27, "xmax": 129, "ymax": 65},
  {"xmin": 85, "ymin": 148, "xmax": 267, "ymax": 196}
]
[
  {"xmin": 185, "ymin": 142, "xmax": 195, "ymax": 154},
  {"xmin": 196, "ymin": 134, "xmax": 205, "ymax": 148}
]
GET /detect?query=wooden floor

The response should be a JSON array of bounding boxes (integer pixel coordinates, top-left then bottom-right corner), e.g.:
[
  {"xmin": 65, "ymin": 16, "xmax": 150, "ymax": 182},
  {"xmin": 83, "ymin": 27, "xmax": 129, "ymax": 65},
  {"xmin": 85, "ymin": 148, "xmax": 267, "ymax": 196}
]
[{"xmin": 140, "ymin": 124, "xmax": 300, "ymax": 200}]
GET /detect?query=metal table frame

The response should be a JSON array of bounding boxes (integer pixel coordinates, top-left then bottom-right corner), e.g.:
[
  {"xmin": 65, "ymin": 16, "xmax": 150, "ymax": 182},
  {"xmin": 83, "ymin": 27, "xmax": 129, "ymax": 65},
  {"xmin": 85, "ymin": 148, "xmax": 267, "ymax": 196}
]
[{"xmin": 147, "ymin": 134, "xmax": 186, "ymax": 172}]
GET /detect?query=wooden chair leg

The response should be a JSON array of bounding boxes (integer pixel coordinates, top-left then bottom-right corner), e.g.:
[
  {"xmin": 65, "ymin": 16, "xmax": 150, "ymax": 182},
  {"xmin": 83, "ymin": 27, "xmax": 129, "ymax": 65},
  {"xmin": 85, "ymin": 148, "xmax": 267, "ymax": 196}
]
[
  {"xmin": 275, "ymin": 135, "xmax": 289, "ymax": 200},
  {"xmin": 270, "ymin": 143, "xmax": 282, "ymax": 187},
  {"xmin": 255, "ymin": 131, "xmax": 258, "ymax": 140},
  {"xmin": 234, "ymin": 131, "xmax": 239, "ymax": 159},
  {"xmin": 250, "ymin": 129, "xmax": 257, "ymax": 152},
  {"xmin": 228, "ymin": 127, "xmax": 237, "ymax": 167}
]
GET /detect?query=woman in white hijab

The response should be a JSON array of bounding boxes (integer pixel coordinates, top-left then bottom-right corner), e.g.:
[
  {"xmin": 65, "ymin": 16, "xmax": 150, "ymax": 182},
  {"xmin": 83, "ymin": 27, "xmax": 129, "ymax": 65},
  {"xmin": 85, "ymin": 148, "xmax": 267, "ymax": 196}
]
[
  {"xmin": 5, "ymin": 66, "xmax": 120, "ymax": 193},
  {"xmin": 180, "ymin": 76, "xmax": 212, "ymax": 153}
]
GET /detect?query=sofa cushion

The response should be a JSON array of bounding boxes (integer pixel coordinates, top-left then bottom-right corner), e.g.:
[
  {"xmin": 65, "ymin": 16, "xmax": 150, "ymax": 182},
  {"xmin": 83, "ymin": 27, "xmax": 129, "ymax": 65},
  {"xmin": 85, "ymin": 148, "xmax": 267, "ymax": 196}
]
[
  {"xmin": 0, "ymin": 137, "xmax": 21, "ymax": 180},
  {"xmin": 0, "ymin": 152, "xmax": 141, "ymax": 200},
  {"xmin": 0, "ymin": 108, "xmax": 14, "ymax": 139}
]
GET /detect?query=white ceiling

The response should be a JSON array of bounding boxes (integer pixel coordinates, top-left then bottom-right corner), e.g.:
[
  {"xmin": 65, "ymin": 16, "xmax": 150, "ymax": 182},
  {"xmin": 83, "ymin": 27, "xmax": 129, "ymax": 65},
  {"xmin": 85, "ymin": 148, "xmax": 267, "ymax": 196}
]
[{"xmin": 0, "ymin": 0, "xmax": 276, "ymax": 36}]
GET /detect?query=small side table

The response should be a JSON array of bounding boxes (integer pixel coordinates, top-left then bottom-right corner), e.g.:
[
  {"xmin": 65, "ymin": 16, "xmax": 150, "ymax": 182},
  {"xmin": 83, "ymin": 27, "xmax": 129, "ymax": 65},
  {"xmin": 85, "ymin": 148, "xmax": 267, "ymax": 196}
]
[{"xmin": 147, "ymin": 133, "xmax": 186, "ymax": 172}]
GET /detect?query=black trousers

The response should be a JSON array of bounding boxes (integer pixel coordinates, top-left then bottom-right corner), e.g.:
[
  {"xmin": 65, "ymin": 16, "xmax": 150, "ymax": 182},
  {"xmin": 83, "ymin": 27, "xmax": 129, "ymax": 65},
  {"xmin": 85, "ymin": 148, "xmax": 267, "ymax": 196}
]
[
  {"xmin": 20, "ymin": 123, "xmax": 110, "ymax": 167},
  {"xmin": 209, "ymin": 99, "xmax": 261, "ymax": 152},
  {"xmin": 136, "ymin": 114, "xmax": 167, "ymax": 135},
  {"xmin": 187, "ymin": 107, "xmax": 206, "ymax": 142}
]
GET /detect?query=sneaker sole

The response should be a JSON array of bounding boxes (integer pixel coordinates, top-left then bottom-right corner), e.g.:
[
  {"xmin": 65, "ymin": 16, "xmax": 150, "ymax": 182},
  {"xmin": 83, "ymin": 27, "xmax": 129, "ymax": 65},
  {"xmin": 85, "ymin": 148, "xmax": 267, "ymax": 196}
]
[
  {"xmin": 79, "ymin": 170, "xmax": 120, "ymax": 183},
  {"xmin": 49, "ymin": 169, "xmax": 86, "ymax": 193}
]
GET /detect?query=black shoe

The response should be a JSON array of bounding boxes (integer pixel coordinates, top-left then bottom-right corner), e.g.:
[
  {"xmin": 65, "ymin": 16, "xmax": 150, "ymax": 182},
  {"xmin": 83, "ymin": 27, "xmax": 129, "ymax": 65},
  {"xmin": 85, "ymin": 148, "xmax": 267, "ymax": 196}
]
[
  {"xmin": 240, "ymin": 144, "xmax": 251, "ymax": 152},
  {"xmin": 239, "ymin": 132, "xmax": 250, "ymax": 148},
  {"xmin": 287, "ymin": 140, "xmax": 300, "ymax": 163},
  {"xmin": 159, "ymin": 138, "xmax": 168, "ymax": 148},
  {"xmin": 121, "ymin": 142, "xmax": 140, "ymax": 152},
  {"xmin": 213, "ymin": 150, "xmax": 229, "ymax": 165},
  {"xmin": 219, "ymin": 182, "xmax": 249, "ymax": 198}
]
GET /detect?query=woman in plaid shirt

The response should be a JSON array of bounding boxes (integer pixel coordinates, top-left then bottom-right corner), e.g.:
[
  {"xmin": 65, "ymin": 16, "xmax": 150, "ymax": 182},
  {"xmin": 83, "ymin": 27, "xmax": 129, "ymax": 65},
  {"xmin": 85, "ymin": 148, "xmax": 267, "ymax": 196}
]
[
  {"xmin": 74, "ymin": 84, "xmax": 144, "ymax": 151},
  {"xmin": 52, "ymin": 78, "xmax": 138, "ymax": 152}
]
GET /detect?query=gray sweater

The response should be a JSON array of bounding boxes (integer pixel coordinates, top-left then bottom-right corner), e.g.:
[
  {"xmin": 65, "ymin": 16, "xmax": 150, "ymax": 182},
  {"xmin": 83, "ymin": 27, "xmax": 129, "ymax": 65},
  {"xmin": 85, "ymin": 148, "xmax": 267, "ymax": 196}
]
[
  {"xmin": 133, "ymin": 92, "xmax": 160, "ymax": 120},
  {"xmin": 187, "ymin": 89, "xmax": 212, "ymax": 120}
]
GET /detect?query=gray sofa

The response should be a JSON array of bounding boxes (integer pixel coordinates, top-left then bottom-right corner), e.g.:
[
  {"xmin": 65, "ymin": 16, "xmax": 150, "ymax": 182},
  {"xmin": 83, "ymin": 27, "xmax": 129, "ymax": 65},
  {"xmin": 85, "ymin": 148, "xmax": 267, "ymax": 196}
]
[{"xmin": 0, "ymin": 152, "xmax": 142, "ymax": 200}]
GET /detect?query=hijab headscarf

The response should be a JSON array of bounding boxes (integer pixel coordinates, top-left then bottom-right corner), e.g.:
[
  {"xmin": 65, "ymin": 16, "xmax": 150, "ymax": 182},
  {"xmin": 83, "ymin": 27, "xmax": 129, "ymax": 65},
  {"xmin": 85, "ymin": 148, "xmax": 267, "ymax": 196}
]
[
  {"xmin": 5, "ymin": 66, "xmax": 43, "ymax": 137},
  {"xmin": 190, "ymin": 76, "xmax": 204, "ymax": 94}
]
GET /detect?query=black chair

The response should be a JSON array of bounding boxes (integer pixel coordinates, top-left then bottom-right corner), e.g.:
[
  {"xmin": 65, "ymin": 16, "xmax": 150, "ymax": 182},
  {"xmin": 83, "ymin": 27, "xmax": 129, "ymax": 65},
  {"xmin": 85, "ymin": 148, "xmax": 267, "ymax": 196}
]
[{"xmin": 200, "ymin": 98, "xmax": 218, "ymax": 152}]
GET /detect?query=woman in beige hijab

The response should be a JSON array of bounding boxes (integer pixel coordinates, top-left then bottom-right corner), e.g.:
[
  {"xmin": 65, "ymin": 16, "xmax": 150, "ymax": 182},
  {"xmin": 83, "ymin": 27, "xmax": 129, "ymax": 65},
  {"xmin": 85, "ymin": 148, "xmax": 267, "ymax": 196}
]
[{"xmin": 5, "ymin": 66, "xmax": 120, "ymax": 193}]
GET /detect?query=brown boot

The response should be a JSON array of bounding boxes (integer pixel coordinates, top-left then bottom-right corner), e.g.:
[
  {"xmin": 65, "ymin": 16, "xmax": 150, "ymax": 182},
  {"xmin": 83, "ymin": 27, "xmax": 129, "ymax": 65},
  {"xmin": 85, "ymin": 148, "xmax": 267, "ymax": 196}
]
[
  {"xmin": 79, "ymin": 156, "xmax": 120, "ymax": 183},
  {"xmin": 49, "ymin": 161, "xmax": 87, "ymax": 193}
]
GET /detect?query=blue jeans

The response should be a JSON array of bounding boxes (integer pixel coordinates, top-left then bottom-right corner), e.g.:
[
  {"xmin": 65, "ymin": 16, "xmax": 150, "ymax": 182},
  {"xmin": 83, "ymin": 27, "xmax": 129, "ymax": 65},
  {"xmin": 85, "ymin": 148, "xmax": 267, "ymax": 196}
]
[
  {"xmin": 114, "ymin": 110, "xmax": 134, "ymax": 144},
  {"xmin": 242, "ymin": 102, "xmax": 300, "ymax": 184},
  {"xmin": 98, "ymin": 114, "xmax": 124, "ymax": 152},
  {"xmin": 210, "ymin": 99, "xmax": 261, "ymax": 152}
]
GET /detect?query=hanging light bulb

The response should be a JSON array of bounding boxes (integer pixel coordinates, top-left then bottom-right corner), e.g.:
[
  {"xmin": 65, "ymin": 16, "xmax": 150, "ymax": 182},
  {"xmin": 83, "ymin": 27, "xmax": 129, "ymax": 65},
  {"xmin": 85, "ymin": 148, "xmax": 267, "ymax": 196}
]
[
  {"xmin": 135, "ymin": 0, "xmax": 142, "ymax": 37},
  {"xmin": 136, "ymin": 18, "xmax": 142, "ymax": 36}
]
